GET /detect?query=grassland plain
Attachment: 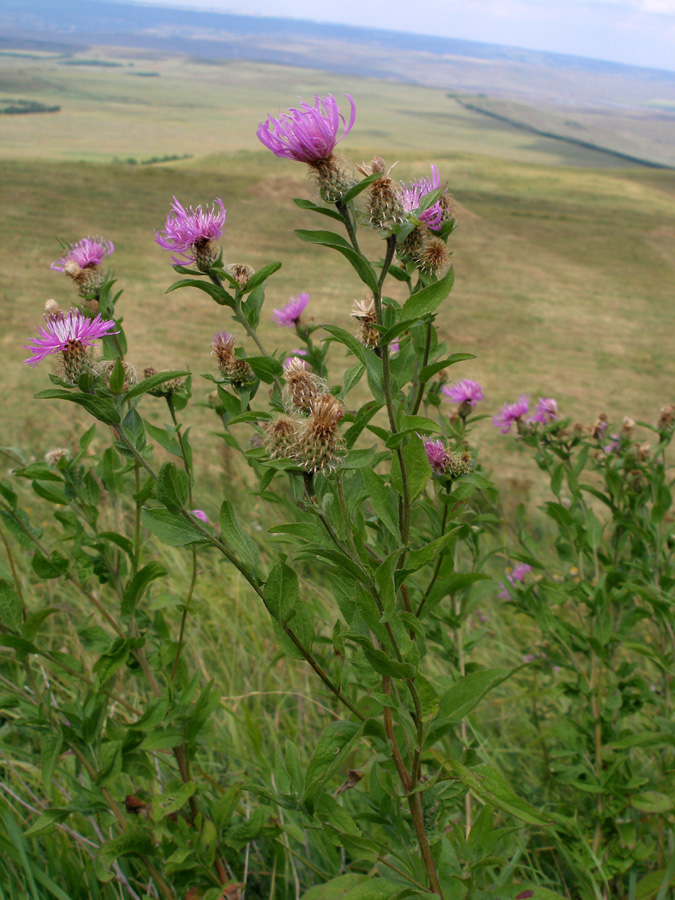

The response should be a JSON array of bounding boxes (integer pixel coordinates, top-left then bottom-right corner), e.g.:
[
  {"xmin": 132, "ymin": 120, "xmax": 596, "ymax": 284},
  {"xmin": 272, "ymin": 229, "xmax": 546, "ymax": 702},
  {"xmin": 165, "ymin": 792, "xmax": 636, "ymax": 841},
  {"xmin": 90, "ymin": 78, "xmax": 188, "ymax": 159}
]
[{"xmin": 2, "ymin": 49, "xmax": 675, "ymax": 490}]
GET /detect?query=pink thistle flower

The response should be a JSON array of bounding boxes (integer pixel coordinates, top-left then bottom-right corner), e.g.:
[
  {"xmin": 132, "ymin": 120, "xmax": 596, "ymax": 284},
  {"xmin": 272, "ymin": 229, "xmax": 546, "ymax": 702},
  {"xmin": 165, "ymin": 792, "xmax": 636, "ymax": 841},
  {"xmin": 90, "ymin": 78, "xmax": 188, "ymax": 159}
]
[
  {"xmin": 604, "ymin": 434, "xmax": 621, "ymax": 454},
  {"xmin": 401, "ymin": 165, "xmax": 446, "ymax": 230},
  {"xmin": 529, "ymin": 397, "xmax": 558, "ymax": 425},
  {"xmin": 51, "ymin": 236, "xmax": 114, "ymax": 272},
  {"xmin": 423, "ymin": 438, "xmax": 450, "ymax": 475},
  {"xmin": 442, "ymin": 379, "xmax": 483, "ymax": 408},
  {"xmin": 23, "ymin": 309, "xmax": 118, "ymax": 368},
  {"xmin": 509, "ymin": 563, "xmax": 532, "ymax": 584},
  {"xmin": 497, "ymin": 583, "xmax": 511, "ymax": 601},
  {"xmin": 389, "ymin": 339, "xmax": 400, "ymax": 354},
  {"xmin": 155, "ymin": 196, "xmax": 226, "ymax": 267},
  {"xmin": 257, "ymin": 94, "xmax": 356, "ymax": 163},
  {"xmin": 273, "ymin": 292, "xmax": 309, "ymax": 328},
  {"xmin": 493, "ymin": 395, "xmax": 530, "ymax": 434},
  {"xmin": 192, "ymin": 509, "xmax": 210, "ymax": 523}
]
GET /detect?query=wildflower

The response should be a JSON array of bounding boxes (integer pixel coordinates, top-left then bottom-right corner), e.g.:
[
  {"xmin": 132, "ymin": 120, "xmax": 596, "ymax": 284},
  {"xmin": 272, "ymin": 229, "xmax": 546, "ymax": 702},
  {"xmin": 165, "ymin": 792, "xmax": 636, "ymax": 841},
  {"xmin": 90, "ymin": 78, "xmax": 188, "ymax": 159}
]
[
  {"xmin": 423, "ymin": 438, "xmax": 450, "ymax": 476},
  {"xmin": 224, "ymin": 263, "xmax": 255, "ymax": 288},
  {"xmin": 257, "ymin": 94, "xmax": 356, "ymax": 164},
  {"xmin": 142, "ymin": 367, "xmax": 185, "ymax": 397},
  {"xmin": 45, "ymin": 447, "xmax": 70, "ymax": 467},
  {"xmin": 357, "ymin": 157, "xmax": 405, "ymax": 231},
  {"xmin": 442, "ymin": 379, "xmax": 484, "ymax": 410},
  {"xmin": 658, "ymin": 404, "xmax": 675, "ymax": 430},
  {"xmin": 273, "ymin": 292, "xmax": 309, "ymax": 328},
  {"xmin": 293, "ymin": 394, "xmax": 345, "ymax": 473},
  {"xmin": 445, "ymin": 449, "xmax": 473, "ymax": 478},
  {"xmin": 604, "ymin": 434, "xmax": 621, "ymax": 455},
  {"xmin": 212, "ymin": 331, "xmax": 236, "ymax": 376},
  {"xmin": 416, "ymin": 237, "xmax": 450, "ymax": 275},
  {"xmin": 24, "ymin": 309, "xmax": 118, "ymax": 382},
  {"xmin": 390, "ymin": 339, "xmax": 400, "ymax": 354},
  {"xmin": 155, "ymin": 196, "xmax": 226, "ymax": 271},
  {"xmin": 192, "ymin": 509, "xmax": 210, "ymax": 524},
  {"xmin": 529, "ymin": 397, "xmax": 558, "ymax": 425},
  {"xmin": 51, "ymin": 236, "xmax": 114, "ymax": 295},
  {"xmin": 621, "ymin": 416, "xmax": 635, "ymax": 434},
  {"xmin": 522, "ymin": 654, "xmax": 537, "ymax": 664},
  {"xmin": 282, "ymin": 357, "xmax": 329, "ymax": 414},
  {"xmin": 350, "ymin": 296, "xmax": 379, "ymax": 348},
  {"xmin": 493, "ymin": 395, "xmax": 529, "ymax": 434},
  {"xmin": 263, "ymin": 414, "xmax": 301, "ymax": 459},
  {"xmin": 592, "ymin": 413, "xmax": 608, "ymax": 440},
  {"xmin": 498, "ymin": 562, "xmax": 532, "ymax": 601},
  {"xmin": 92, "ymin": 359, "xmax": 138, "ymax": 391},
  {"xmin": 283, "ymin": 349, "xmax": 309, "ymax": 370},
  {"xmin": 51, "ymin": 236, "xmax": 114, "ymax": 273},
  {"xmin": 401, "ymin": 165, "xmax": 450, "ymax": 231}
]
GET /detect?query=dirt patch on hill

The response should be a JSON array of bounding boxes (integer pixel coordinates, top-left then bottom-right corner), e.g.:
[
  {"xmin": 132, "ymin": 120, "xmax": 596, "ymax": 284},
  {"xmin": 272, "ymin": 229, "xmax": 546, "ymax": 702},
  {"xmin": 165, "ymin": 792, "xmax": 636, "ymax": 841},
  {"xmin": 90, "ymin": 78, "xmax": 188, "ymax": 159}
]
[{"xmin": 251, "ymin": 176, "xmax": 307, "ymax": 204}]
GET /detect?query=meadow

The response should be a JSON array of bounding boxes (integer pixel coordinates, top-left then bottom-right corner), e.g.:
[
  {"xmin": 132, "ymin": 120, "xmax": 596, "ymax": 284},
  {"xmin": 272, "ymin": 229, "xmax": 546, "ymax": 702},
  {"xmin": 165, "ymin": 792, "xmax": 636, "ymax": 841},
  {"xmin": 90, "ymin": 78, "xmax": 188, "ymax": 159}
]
[{"xmin": 1, "ymin": 44, "xmax": 675, "ymax": 900}]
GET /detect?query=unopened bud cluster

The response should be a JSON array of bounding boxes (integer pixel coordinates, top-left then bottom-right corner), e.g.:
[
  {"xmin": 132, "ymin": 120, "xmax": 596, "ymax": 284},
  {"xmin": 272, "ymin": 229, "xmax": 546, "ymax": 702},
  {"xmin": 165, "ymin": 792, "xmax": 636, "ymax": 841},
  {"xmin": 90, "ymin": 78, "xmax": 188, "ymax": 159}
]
[
  {"xmin": 143, "ymin": 367, "xmax": 185, "ymax": 397},
  {"xmin": 212, "ymin": 332, "xmax": 255, "ymax": 387},
  {"xmin": 264, "ymin": 362, "xmax": 345, "ymax": 473}
]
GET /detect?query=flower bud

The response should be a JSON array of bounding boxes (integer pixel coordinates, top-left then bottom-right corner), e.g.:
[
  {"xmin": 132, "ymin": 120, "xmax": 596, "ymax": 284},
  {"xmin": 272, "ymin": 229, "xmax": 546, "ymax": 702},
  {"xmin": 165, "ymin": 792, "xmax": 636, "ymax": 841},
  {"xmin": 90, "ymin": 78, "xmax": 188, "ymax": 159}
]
[
  {"xmin": 350, "ymin": 296, "xmax": 379, "ymax": 348},
  {"xmin": 93, "ymin": 359, "xmax": 138, "ymax": 391},
  {"xmin": 263, "ymin": 414, "xmax": 301, "ymax": 459},
  {"xmin": 293, "ymin": 394, "xmax": 345, "ymax": 473},
  {"xmin": 225, "ymin": 263, "xmax": 255, "ymax": 288},
  {"xmin": 45, "ymin": 447, "xmax": 70, "ymax": 467},
  {"xmin": 282, "ymin": 357, "xmax": 330, "ymax": 414},
  {"xmin": 44, "ymin": 299, "xmax": 61, "ymax": 317}
]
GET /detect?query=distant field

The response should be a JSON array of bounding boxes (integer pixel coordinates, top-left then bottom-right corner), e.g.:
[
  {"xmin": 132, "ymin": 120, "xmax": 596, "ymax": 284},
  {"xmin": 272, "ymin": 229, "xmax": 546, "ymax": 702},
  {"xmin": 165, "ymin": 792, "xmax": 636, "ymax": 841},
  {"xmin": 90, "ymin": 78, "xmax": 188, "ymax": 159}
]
[{"xmin": 2, "ymin": 50, "xmax": 675, "ymax": 496}]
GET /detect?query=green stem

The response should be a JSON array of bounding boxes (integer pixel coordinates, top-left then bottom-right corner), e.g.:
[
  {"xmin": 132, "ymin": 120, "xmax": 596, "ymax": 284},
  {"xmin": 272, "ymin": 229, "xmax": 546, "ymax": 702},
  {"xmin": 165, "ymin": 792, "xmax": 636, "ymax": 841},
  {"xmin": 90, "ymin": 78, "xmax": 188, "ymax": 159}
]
[{"xmin": 410, "ymin": 322, "xmax": 433, "ymax": 416}]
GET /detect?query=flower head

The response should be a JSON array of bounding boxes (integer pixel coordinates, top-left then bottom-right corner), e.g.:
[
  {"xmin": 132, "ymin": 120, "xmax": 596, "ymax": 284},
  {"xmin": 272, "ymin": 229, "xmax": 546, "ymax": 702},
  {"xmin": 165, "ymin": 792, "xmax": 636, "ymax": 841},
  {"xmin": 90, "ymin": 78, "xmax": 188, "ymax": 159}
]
[
  {"xmin": 402, "ymin": 165, "xmax": 448, "ymax": 231},
  {"xmin": 257, "ymin": 94, "xmax": 356, "ymax": 164},
  {"xmin": 51, "ymin": 237, "xmax": 114, "ymax": 273},
  {"xmin": 443, "ymin": 379, "xmax": 484, "ymax": 409},
  {"xmin": 529, "ymin": 397, "xmax": 558, "ymax": 425},
  {"xmin": 423, "ymin": 438, "xmax": 450, "ymax": 476},
  {"xmin": 498, "ymin": 562, "xmax": 532, "ymax": 600},
  {"xmin": 155, "ymin": 196, "xmax": 226, "ymax": 269},
  {"xmin": 493, "ymin": 395, "xmax": 530, "ymax": 434},
  {"xmin": 283, "ymin": 349, "xmax": 309, "ymax": 370},
  {"xmin": 273, "ymin": 292, "xmax": 309, "ymax": 328},
  {"xmin": 24, "ymin": 309, "xmax": 118, "ymax": 369},
  {"xmin": 192, "ymin": 509, "xmax": 210, "ymax": 524}
]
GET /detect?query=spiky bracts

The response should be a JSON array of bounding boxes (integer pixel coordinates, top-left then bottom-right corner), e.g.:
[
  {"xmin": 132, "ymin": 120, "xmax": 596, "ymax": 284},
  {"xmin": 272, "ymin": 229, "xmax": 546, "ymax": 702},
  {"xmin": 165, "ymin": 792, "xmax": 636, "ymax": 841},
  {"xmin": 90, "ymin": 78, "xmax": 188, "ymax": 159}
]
[
  {"xmin": 293, "ymin": 394, "xmax": 346, "ymax": 473},
  {"xmin": 350, "ymin": 296, "xmax": 379, "ymax": 348},
  {"xmin": 282, "ymin": 357, "xmax": 330, "ymax": 414}
]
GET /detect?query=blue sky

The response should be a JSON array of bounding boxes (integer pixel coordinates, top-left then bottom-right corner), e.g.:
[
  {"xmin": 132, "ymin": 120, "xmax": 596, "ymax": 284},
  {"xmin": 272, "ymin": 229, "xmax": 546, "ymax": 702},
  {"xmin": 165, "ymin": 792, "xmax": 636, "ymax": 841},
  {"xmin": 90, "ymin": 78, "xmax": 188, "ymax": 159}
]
[{"xmin": 126, "ymin": 0, "xmax": 675, "ymax": 72}]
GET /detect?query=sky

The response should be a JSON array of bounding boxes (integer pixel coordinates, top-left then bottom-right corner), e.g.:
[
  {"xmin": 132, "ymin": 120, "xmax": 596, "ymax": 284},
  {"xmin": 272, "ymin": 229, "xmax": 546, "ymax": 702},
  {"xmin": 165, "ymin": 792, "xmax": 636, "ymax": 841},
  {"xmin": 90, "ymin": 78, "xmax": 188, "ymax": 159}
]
[{"xmin": 122, "ymin": 0, "xmax": 675, "ymax": 72}]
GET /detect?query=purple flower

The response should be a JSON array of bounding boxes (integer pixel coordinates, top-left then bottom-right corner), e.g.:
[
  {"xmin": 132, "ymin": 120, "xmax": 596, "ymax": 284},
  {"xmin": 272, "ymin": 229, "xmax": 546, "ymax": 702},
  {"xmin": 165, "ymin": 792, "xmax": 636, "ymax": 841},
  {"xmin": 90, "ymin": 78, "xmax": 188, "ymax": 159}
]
[
  {"xmin": 493, "ymin": 395, "xmax": 529, "ymax": 434},
  {"xmin": 604, "ymin": 434, "xmax": 621, "ymax": 454},
  {"xmin": 402, "ymin": 165, "xmax": 446, "ymax": 230},
  {"xmin": 442, "ymin": 379, "xmax": 484, "ymax": 408},
  {"xmin": 155, "ymin": 196, "xmax": 226, "ymax": 266},
  {"xmin": 529, "ymin": 397, "xmax": 558, "ymax": 425},
  {"xmin": 390, "ymin": 340, "xmax": 400, "ymax": 354},
  {"xmin": 257, "ymin": 94, "xmax": 356, "ymax": 163},
  {"xmin": 523, "ymin": 654, "xmax": 537, "ymax": 664},
  {"xmin": 497, "ymin": 583, "xmax": 511, "ymax": 601},
  {"xmin": 273, "ymin": 292, "xmax": 309, "ymax": 328},
  {"xmin": 192, "ymin": 509, "xmax": 210, "ymax": 523},
  {"xmin": 509, "ymin": 563, "xmax": 532, "ymax": 584},
  {"xmin": 51, "ymin": 237, "xmax": 114, "ymax": 272},
  {"xmin": 423, "ymin": 438, "xmax": 450, "ymax": 475},
  {"xmin": 23, "ymin": 309, "xmax": 118, "ymax": 367}
]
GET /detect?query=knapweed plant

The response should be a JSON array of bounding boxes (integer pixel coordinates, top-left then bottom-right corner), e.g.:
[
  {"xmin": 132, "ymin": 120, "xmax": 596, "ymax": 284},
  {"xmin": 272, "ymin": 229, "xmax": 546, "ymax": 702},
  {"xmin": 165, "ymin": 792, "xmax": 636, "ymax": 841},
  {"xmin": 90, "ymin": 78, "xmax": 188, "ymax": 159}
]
[{"xmin": 0, "ymin": 93, "xmax": 673, "ymax": 900}]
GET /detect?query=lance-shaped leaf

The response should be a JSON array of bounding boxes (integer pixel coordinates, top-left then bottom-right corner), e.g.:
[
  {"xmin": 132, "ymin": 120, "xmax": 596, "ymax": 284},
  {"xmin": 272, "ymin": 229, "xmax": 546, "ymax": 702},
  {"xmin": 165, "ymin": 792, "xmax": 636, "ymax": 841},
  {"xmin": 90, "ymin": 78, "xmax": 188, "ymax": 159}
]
[{"xmin": 296, "ymin": 230, "xmax": 379, "ymax": 294}]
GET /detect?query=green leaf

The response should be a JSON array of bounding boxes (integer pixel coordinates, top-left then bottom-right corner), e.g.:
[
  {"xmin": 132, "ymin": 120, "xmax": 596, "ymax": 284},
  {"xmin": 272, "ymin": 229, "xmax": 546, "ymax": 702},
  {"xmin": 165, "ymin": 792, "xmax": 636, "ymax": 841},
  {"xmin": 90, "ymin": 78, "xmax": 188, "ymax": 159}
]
[
  {"xmin": 156, "ymin": 462, "xmax": 190, "ymax": 511},
  {"xmin": 121, "ymin": 562, "xmax": 166, "ymax": 617},
  {"xmin": 141, "ymin": 508, "xmax": 207, "ymax": 546},
  {"xmin": 242, "ymin": 261, "xmax": 282, "ymax": 293},
  {"xmin": 401, "ymin": 268, "xmax": 454, "ymax": 321},
  {"xmin": 166, "ymin": 277, "xmax": 231, "ymax": 303},
  {"xmin": 150, "ymin": 782, "xmax": 196, "ymax": 823},
  {"xmin": 444, "ymin": 760, "xmax": 556, "ymax": 825},
  {"xmin": 342, "ymin": 172, "xmax": 382, "ymax": 204},
  {"xmin": 140, "ymin": 730, "xmax": 186, "ymax": 751},
  {"xmin": 40, "ymin": 733, "xmax": 63, "ymax": 794},
  {"xmin": 247, "ymin": 356, "xmax": 283, "ymax": 383},
  {"xmin": 419, "ymin": 352, "xmax": 476, "ymax": 382},
  {"xmin": 401, "ymin": 531, "xmax": 459, "ymax": 577},
  {"xmin": 0, "ymin": 580, "xmax": 22, "ymax": 632},
  {"xmin": 435, "ymin": 668, "xmax": 514, "ymax": 727},
  {"xmin": 296, "ymin": 229, "xmax": 379, "ymax": 294},
  {"xmin": 293, "ymin": 197, "xmax": 343, "ymax": 221},
  {"xmin": 630, "ymin": 791, "xmax": 673, "ymax": 813},
  {"xmin": 323, "ymin": 325, "xmax": 383, "ymax": 400},
  {"xmin": 126, "ymin": 370, "xmax": 189, "ymax": 401},
  {"xmin": 219, "ymin": 500, "xmax": 258, "ymax": 572},
  {"xmin": 32, "ymin": 550, "xmax": 68, "ymax": 580},
  {"xmin": 264, "ymin": 562, "xmax": 299, "ymax": 625},
  {"xmin": 391, "ymin": 435, "xmax": 431, "ymax": 501},
  {"xmin": 302, "ymin": 875, "xmax": 410, "ymax": 900},
  {"xmin": 34, "ymin": 390, "xmax": 121, "ymax": 426},
  {"xmin": 303, "ymin": 721, "xmax": 364, "ymax": 807},
  {"xmin": 361, "ymin": 469, "xmax": 400, "ymax": 538},
  {"xmin": 95, "ymin": 831, "xmax": 155, "ymax": 883}
]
